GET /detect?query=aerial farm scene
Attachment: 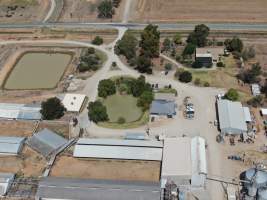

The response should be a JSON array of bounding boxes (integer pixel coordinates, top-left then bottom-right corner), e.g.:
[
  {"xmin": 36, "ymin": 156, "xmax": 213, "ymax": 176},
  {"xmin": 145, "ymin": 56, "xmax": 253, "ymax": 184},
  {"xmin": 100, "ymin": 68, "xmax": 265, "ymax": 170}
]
[{"xmin": 0, "ymin": 0, "xmax": 267, "ymax": 200}]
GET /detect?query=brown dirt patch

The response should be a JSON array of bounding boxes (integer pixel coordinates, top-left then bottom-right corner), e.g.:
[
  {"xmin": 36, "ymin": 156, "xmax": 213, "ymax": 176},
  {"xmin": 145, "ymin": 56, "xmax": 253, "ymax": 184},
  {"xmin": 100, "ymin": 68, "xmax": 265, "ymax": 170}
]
[
  {"xmin": 0, "ymin": 146, "xmax": 46, "ymax": 177},
  {"xmin": 51, "ymin": 156, "xmax": 161, "ymax": 182},
  {"xmin": 0, "ymin": 120, "xmax": 35, "ymax": 137},
  {"xmin": 37, "ymin": 121, "xmax": 69, "ymax": 139},
  {"xmin": 0, "ymin": 0, "xmax": 49, "ymax": 23},
  {"xmin": 131, "ymin": 0, "xmax": 267, "ymax": 23},
  {"xmin": 58, "ymin": 0, "xmax": 125, "ymax": 22}
]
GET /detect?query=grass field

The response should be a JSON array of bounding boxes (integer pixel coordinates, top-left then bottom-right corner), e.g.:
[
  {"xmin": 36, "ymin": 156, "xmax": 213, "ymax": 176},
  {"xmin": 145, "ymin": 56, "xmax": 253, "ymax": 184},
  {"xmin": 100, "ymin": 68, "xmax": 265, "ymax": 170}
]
[
  {"xmin": 131, "ymin": 0, "xmax": 267, "ymax": 23},
  {"xmin": 103, "ymin": 94, "xmax": 143, "ymax": 123}
]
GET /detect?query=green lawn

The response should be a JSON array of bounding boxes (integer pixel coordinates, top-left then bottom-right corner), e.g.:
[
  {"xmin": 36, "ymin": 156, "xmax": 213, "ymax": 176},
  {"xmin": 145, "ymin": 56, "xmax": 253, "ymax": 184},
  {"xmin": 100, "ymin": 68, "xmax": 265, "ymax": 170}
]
[{"xmin": 103, "ymin": 94, "xmax": 143, "ymax": 123}]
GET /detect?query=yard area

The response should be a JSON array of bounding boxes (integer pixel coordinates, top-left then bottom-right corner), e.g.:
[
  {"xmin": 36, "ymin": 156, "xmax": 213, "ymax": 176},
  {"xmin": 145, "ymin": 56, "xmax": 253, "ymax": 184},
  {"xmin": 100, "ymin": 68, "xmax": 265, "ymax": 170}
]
[
  {"xmin": 50, "ymin": 155, "xmax": 161, "ymax": 182},
  {"xmin": 103, "ymin": 94, "xmax": 142, "ymax": 123},
  {"xmin": 0, "ymin": 120, "xmax": 36, "ymax": 137},
  {"xmin": 131, "ymin": 0, "xmax": 267, "ymax": 23}
]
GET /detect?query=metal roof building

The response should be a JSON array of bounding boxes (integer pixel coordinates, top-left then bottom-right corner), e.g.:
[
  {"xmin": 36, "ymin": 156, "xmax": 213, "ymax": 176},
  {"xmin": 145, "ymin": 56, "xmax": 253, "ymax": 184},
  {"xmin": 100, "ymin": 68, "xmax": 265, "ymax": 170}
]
[
  {"xmin": 154, "ymin": 93, "xmax": 176, "ymax": 102},
  {"xmin": 150, "ymin": 100, "xmax": 176, "ymax": 117},
  {"xmin": 217, "ymin": 99, "xmax": 247, "ymax": 135},
  {"xmin": 36, "ymin": 177, "xmax": 161, "ymax": 200},
  {"xmin": 243, "ymin": 107, "xmax": 252, "ymax": 122},
  {"xmin": 251, "ymin": 84, "xmax": 261, "ymax": 96},
  {"xmin": 27, "ymin": 128, "xmax": 68, "ymax": 157},
  {"xmin": 0, "ymin": 103, "xmax": 41, "ymax": 120},
  {"xmin": 73, "ymin": 138, "xmax": 163, "ymax": 161},
  {"xmin": 0, "ymin": 173, "xmax": 14, "ymax": 197},
  {"xmin": 0, "ymin": 136, "xmax": 25, "ymax": 155},
  {"xmin": 161, "ymin": 137, "xmax": 207, "ymax": 188}
]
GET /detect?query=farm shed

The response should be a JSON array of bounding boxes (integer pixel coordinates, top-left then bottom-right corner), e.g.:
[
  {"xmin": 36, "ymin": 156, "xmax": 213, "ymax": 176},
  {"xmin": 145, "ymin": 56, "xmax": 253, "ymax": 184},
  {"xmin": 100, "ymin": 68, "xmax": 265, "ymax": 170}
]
[
  {"xmin": 0, "ymin": 173, "xmax": 14, "ymax": 197},
  {"xmin": 154, "ymin": 93, "xmax": 176, "ymax": 102},
  {"xmin": 195, "ymin": 47, "xmax": 224, "ymax": 66},
  {"xmin": 217, "ymin": 99, "xmax": 247, "ymax": 135},
  {"xmin": 0, "ymin": 103, "xmax": 41, "ymax": 120},
  {"xmin": 243, "ymin": 107, "xmax": 252, "ymax": 122},
  {"xmin": 36, "ymin": 177, "xmax": 161, "ymax": 200},
  {"xmin": 27, "ymin": 128, "xmax": 67, "ymax": 157},
  {"xmin": 73, "ymin": 138, "xmax": 163, "ymax": 161},
  {"xmin": 60, "ymin": 93, "xmax": 87, "ymax": 112},
  {"xmin": 150, "ymin": 100, "xmax": 176, "ymax": 117},
  {"xmin": 0, "ymin": 136, "xmax": 25, "ymax": 155},
  {"xmin": 161, "ymin": 137, "xmax": 207, "ymax": 188},
  {"xmin": 124, "ymin": 132, "xmax": 147, "ymax": 140}
]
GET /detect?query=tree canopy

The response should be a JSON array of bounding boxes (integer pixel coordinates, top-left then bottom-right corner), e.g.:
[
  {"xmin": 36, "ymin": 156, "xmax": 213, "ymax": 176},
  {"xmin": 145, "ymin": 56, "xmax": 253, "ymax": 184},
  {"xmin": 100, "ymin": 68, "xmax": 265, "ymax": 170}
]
[
  {"xmin": 78, "ymin": 48, "xmax": 101, "ymax": 72},
  {"xmin": 137, "ymin": 91, "xmax": 154, "ymax": 111},
  {"xmin": 40, "ymin": 97, "xmax": 66, "ymax": 120},
  {"xmin": 178, "ymin": 71, "xmax": 193, "ymax": 83},
  {"xmin": 98, "ymin": 79, "xmax": 116, "ymax": 98},
  {"xmin": 238, "ymin": 63, "xmax": 262, "ymax": 83},
  {"xmin": 136, "ymin": 55, "xmax": 153, "ymax": 74},
  {"xmin": 182, "ymin": 43, "xmax": 196, "ymax": 57},
  {"xmin": 224, "ymin": 37, "xmax": 243, "ymax": 53},
  {"xmin": 88, "ymin": 101, "xmax": 109, "ymax": 123},
  {"xmin": 224, "ymin": 88, "xmax": 239, "ymax": 101},
  {"xmin": 139, "ymin": 24, "xmax": 160, "ymax": 58},
  {"xmin": 187, "ymin": 24, "xmax": 210, "ymax": 47},
  {"xmin": 97, "ymin": 0, "xmax": 114, "ymax": 18}
]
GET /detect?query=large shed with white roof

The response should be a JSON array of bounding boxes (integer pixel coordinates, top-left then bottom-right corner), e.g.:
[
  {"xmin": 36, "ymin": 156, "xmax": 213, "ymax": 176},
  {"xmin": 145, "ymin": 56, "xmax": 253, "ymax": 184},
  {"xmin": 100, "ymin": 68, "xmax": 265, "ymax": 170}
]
[
  {"xmin": 73, "ymin": 138, "xmax": 163, "ymax": 161},
  {"xmin": 60, "ymin": 93, "xmax": 87, "ymax": 112}
]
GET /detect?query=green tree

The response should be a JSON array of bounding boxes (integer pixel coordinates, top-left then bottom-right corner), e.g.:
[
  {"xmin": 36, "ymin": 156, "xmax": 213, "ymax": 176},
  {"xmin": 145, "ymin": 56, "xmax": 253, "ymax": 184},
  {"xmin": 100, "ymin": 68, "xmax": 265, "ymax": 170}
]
[
  {"xmin": 40, "ymin": 97, "xmax": 66, "ymax": 120},
  {"xmin": 137, "ymin": 91, "xmax": 154, "ymax": 110},
  {"xmin": 187, "ymin": 24, "xmax": 210, "ymax": 47},
  {"xmin": 238, "ymin": 63, "xmax": 262, "ymax": 83},
  {"xmin": 182, "ymin": 43, "xmax": 196, "ymax": 57},
  {"xmin": 136, "ymin": 55, "xmax": 152, "ymax": 74},
  {"xmin": 139, "ymin": 24, "xmax": 160, "ymax": 58},
  {"xmin": 88, "ymin": 101, "xmax": 109, "ymax": 123},
  {"xmin": 98, "ymin": 79, "xmax": 116, "ymax": 98},
  {"xmin": 130, "ymin": 75, "xmax": 151, "ymax": 97},
  {"xmin": 178, "ymin": 71, "xmax": 192, "ymax": 83},
  {"xmin": 224, "ymin": 37, "xmax": 243, "ymax": 53},
  {"xmin": 115, "ymin": 31, "xmax": 138, "ymax": 60},
  {"xmin": 92, "ymin": 36, "xmax": 103, "ymax": 45},
  {"xmin": 165, "ymin": 63, "xmax": 173, "ymax": 71},
  {"xmin": 78, "ymin": 50, "xmax": 100, "ymax": 72},
  {"xmin": 162, "ymin": 38, "xmax": 172, "ymax": 52},
  {"xmin": 173, "ymin": 33, "xmax": 182, "ymax": 45},
  {"xmin": 224, "ymin": 88, "xmax": 239, "ymax": 101},
  {"xmin": 97, "ymin": 0, "xmax": 114, "ymax": 18}
]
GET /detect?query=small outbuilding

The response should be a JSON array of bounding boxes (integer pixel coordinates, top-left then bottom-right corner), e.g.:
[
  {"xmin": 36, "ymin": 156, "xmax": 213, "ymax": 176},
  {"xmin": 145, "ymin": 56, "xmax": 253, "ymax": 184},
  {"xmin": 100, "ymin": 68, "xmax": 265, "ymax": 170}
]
[
  {"xmin": 150, "ymin": 100, "xmax": 176, "ymax": 118},
  {"xmin": 217, "ymin": 99, "xmax": 247, "ymax": 135},
  {"xmin": 261, "ymin": 108, "xmax": 267, "ymax": 116},
  {"xmin": 195, "ymin": 47, "xmax": 224, "ymax": 67},
  {"xmin": 0, "ymin": 173, "xmax": 14, "ymax": 197},
  {"xmin": 251, "ymin": 84, "xmax": 261, "ymax": 96},
  {"xmin": 27, "ymin": 128, "xmax": 68, "ymax": 157},
  {"xmin": 0, "ymin": 136, "xmax": 25, "ymax": 156},
  {"xmin": 60, "ymin": 93, "xmax": 87, "ymax": 113},
  {"xmin": 36, "ymin": 177, "xmax": 161, "ymax": 200}
]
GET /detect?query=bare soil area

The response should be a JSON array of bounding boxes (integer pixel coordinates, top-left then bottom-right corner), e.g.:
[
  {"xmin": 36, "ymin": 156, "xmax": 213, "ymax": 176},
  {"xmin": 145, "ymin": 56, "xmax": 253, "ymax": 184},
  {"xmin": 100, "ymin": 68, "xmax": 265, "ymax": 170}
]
[
  {"xmin": 0, "ymin": 146, "xmax": 46, "ymax": 177},
  {"xmin": 37, "ymin": 121, "xmax": 69, "ymax": 139},
  {"xmin": 58, "ymin": 0, "xmax": 125, "ymax": 22},
  {"xmin": 131, "ymin": 0, "xmax": 267, "ymax": 23},
  {"xmin": 51, "ymin": 156, "xmax": 161, "ymax": 182},
  {"xmin": 0, "ymin": 0, "xmax": 49, "ymax": 23},
  {"xmin": 0, "ymin": 120, "xmax": 35, "ymax": 137}
]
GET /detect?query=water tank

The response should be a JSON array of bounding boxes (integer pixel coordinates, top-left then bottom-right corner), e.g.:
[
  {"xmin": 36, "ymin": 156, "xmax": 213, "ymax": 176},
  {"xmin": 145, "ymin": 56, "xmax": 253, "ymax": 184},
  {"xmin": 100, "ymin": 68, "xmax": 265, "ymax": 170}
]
[
  {"xmin": 245, "ymin": 168, "xmax": 267, "ymax": 188},
  {"xmin": 258, "ymin": 188, "xmax": 267, "ymax": 200}
]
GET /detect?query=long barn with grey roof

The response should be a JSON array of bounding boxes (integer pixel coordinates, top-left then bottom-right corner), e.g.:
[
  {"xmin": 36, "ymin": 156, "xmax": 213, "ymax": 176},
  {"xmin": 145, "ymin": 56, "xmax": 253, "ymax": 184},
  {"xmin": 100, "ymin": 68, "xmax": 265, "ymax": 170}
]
[
  {"xmin": 0, "ymin": 136, "xmax": 25, "ymax": 155},
  {"xmin": 35, "ymin": 177, "xmax": 161, "ymax": 200}
]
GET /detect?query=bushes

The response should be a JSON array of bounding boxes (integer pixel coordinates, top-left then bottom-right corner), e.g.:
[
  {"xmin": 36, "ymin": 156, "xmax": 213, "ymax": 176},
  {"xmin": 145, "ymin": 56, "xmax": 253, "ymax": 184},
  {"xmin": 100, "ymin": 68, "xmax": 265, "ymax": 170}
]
[
  {"xmin": 192, "ymin": 60, "xmax": 203, "ymax": 68},
  {"xmin": 88, "ymin": 101, "xmax": 109, "ymax": 123},
  {"xmin": 247, "ymin": 95, "xmax": 263, "ymax": 108},
  {"xmin": 224, "ymin": 88, "xmax": 239, "ymax": 101},
  {"xmin": 40, "ymin": 97, "xmax": 66, "ymax": 120},
  {"xmin": 165, "ymin": 63, "xmax": 173, "ymax": 71},
  {"xmin": 217, "ymin": 61, "xmax": 225, "ymax": 67},
  {"xmin": 78, "ymin": 48, "xmax": 101, "ymax": 72},
  {"xmin": 178, "ymin": 71, "xmax": 192, "ymax": 83},
  {"xmin": 224, "ymin": 37, "xmax": 243, "ymax": 53},
  {"xmin": 92, "ymin": 36, "xmax": 103, "ymax": 45},
  {"xmin": 98, "ymin": 79, "xmax": 116, "ymax": 98},
  {"xmin": 117, "ymin": 117, "xmax": 126, "ymax": 124}
]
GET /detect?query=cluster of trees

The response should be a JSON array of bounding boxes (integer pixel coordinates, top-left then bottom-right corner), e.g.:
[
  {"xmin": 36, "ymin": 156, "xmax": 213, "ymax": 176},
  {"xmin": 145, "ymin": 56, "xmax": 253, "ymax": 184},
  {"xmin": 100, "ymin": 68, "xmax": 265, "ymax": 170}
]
[
  {"xmin": 224, "ymin": 37, "xmax": 243, "ymax": 53},
  {"xmin": 238, "ymin": 63, "xmax": 262, "ymax": 84},
  {"xmin": 115, "ymin": 25, "xmax": 160, "ymax": 74},
  {"xmin": 40, "ymin": 97, "xmax": 66, "ymax": 120},
  {"xmin": 98, "ymin": 79, "xmax": 116, "ymax": 98},
  {"xmin": 97, "ymin": 0, "xmax": 121, "ymax": 18},
  {"xmin": 224, "ymin": 88, "xmax": 239, "ymax": 101},
  {"xmin": 77, "ymin": 47, "xmax": 101, "ymax": 72},
  {"xmin": 88, "ymin": 101, "xmax": 109, "ymax": 123}
]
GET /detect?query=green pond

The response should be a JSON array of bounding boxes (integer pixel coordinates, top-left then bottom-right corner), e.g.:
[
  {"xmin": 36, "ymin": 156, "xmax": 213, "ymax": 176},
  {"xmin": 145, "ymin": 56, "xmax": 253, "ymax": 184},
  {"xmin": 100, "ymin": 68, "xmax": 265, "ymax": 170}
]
[{"xmin": 4, "ymin": 52, "xmax": 72, "ymax": 90}]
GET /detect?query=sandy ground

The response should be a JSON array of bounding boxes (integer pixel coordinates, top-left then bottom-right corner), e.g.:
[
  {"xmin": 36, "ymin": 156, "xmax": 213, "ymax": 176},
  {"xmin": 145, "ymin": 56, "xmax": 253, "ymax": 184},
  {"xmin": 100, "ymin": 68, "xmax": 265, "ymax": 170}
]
[
  {"xmin": 0, "ymin": 146, "xmax": 46, "ymax": 177},
  {"xmin": 50, "ymin": 156, "xmax": 161, "ymax": 182},
  {"xmin": 0, "ymin": 120, "xmax": 36, "ymax": 137},
  {"xmin": 58, "ymin": 0, "xmax": 126, "ymax": 22},
  {"xmin": 131, "ymin": 0, "xmax": 267, "ymax": 23},
  {"xmin": 37, "ymin": 121, "xmax": 70, "ymax": 139},
  {"xmin": 0, "ymin": 0, "xmax": 49, "ymax": 23}
]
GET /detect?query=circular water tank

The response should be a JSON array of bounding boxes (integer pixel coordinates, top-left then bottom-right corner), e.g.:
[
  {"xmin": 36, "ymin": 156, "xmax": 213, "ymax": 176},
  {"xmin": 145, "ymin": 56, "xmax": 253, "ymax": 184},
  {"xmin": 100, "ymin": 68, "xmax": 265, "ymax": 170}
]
[
  {"xmin": 247, "ymin": 186, "xmax": 257, "ymax": 197},
  {"xmin": 258, "ymin": 188, "xmax": 267, "ymax": 200},
  {"xmin": 245, "ymin": 168, "xmax": 267, "ymax": 188}
]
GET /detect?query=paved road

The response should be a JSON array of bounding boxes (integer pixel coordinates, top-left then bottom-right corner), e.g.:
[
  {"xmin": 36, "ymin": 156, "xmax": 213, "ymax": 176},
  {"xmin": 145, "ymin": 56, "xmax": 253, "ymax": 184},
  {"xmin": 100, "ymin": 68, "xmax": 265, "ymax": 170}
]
[{"xmin": 1, "ymin": 22, "xmax": 267, "ymax": 31}]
